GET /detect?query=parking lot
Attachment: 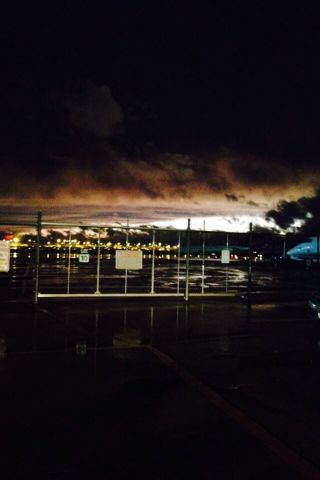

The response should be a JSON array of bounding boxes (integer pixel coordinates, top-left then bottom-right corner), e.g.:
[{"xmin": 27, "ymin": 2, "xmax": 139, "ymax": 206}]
[{"xmin": 1, "ymin": 296, "xmax": 320, "ymax": 479}]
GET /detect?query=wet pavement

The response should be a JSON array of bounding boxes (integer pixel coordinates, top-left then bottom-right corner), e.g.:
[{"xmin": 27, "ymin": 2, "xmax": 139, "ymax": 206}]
[
  {"xmin": 1, "ymin": 298, "xmax": 320, "ymax": 479},
  {"xmin": 6, "ymin": 250, "xmax": 320, "ymax": 300}
]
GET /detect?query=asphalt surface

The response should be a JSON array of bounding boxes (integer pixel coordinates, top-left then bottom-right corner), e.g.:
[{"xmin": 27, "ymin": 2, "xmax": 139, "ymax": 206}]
[{"xmin": 1, "ymin": 298, "xmax": 320, "ymax": 479}]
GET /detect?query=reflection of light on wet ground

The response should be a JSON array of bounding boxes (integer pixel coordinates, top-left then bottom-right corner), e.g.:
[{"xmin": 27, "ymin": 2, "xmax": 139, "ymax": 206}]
[
  {"xmin": 0, "ymin": 337, "xmax": 7, "ymax": 359},
  {"xmin": 5, "ymin": 252, "xmax": 320, "ymax": 299},
  {"xmin": 253, "ymin": 304, "xmax": 278, "ymax": 310},
  {"xmin": 113, "ymin": 329, "xmax": 143, "ymax": 347},
  {"xmin": 0, "ymin": 296, "xmax": 316, "ymax": 360},
  {"xmin": 219, "ymin": 335, "xmax": 230, "ymax": 353},
  {"xmin": 2, "ymin": 294, "xmax": 320, "ymax": 477}
]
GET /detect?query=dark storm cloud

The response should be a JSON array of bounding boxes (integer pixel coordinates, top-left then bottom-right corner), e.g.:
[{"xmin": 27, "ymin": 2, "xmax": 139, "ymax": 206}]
[
  {"xmin": 266, "ymin": 189, "xmax": 320, "ymax": 232},
  {"xmin": 225, "ymin": 193, "xmax": 259, "ymax": 205},
  {"xmin": 266, "ymin": 201, "xmax": 306, "ymax": 229},
  {"xmin": 225, "ymin": 193, "xmax": 240, "ymax": 202},
  {"xmin": 1, "ymin": 75, "xmax": 320, "ymax": 209},
  {"xmin": 230, "ymin": 156, "xmax": 294, "ymax": 187},
  {"xmin": 62, "ymin": 81, "xmax": 124, "ymax": 139}
]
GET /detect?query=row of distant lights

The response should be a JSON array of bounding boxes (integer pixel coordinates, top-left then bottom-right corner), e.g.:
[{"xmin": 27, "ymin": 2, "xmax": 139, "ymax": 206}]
[
  {"xmin": 45, "ymin": 240, "xmax": 178, "ymax": 249},
  {"xmin": 10, "ymin": 239, "xmax": 264, "ymax": 261},
  {"xmin": 11, "ymin": 238, "xmax": 179, "ymax": 250}
]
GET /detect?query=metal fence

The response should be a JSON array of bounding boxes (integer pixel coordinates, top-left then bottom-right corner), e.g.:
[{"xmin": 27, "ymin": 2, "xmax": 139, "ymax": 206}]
[
  {"xmin": 0, "ymin": 213, "xmax": 252, "ymax": 302},
  {"xmin": 35, "ymin": 215, "xmax": 252, "ymax": 301},
  {"xmin": 1, "ymin": 212, "xmax": 320, "ymax": 303}
]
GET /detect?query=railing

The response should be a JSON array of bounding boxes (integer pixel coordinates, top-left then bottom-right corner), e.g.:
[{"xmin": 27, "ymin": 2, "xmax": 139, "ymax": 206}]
[
  {"xmin": 2, "ymin": 212, "xmax": 319, "ymax": 303},
  {"xmin": 1, "ymin": 213, "xmax": 253, "ymax": 302},
  {"xmin": 36, "ymin": 214, "xmax": 241, "ymax": 301}
]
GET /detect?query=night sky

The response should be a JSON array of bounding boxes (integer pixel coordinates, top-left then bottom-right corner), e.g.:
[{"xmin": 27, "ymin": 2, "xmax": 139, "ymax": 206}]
[{"xmin": 2, "ymin": 1, "xmax": 320, "ymax": 231}]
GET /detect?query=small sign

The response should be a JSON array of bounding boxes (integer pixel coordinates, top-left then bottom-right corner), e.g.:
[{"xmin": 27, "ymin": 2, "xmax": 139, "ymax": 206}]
[
  {"xmin": 116, "ymin": 250, "xmax": 143, "ymax": 270},
  {"xmin": 221, "ymin": 248, "xmax": 230, "ymax": 264},
  {"xmin": 0, "ymin": 241, "xmax": 10, "ymax": 272},
  {"xmin": 79, "ymin": 249, "xmax": 90, "ymax": 263}
]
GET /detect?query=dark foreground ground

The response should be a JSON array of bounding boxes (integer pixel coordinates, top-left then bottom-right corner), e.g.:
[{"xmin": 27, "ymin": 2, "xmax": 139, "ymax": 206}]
[{"xmin": 1, "ymin": 297, "xmax": 320, "ymax": 479}]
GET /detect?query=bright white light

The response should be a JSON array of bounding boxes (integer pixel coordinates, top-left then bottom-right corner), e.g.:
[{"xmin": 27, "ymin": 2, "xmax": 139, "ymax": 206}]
[{"xmin": 153, "ymin": 215, "xmax": 278, "ymax": 232}]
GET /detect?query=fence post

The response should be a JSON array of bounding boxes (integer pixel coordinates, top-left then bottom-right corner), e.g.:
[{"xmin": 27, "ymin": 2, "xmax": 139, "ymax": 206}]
[
  {"xmin": 177, "ymin": 231, "xmax": 181, "ymax": 294},
  {"xmin": 248, "ymin": 222, "xmax": 253, "ymax": 300},
  {"xmin": 67, "ymin": 230, "xmax": 72, "ymax": 294},
  {"xmin": 124, "ymin": 220, "xmax": 129, "ymax": 294},
  {"xmin": 282, "ymin": 234, "xmax": 286, "ymax": 260},
  {"xmin": 151, "ymin": 229, "xmax": 156, "ymax": 294},
  {"xmin": 225, "ymin": 233, "xmax": 229, "ymax": 292},
  {"xmin": 34, "ymin": 211, "xmax": 42, "ymax": 304},
  {"xmin": 95, "ymin": 229, "xmax": 101, "ymax": 294},
  {"xmin": 184, "ymin": 218, "xmax": 191, "ymax": 301},
  {"xmin": 201, "ymin": 221, "xmax": 206, "ymax": 294}
]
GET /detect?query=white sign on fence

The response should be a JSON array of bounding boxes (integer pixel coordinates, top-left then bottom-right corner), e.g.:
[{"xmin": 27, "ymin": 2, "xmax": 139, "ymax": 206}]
[
  {"xmin": 0, "ymin": 241, "xmax": 10, "ymax": 272},
  {"xmin": 79, "ymin": 249, "xmax": 90, "ymax": 263},
  {"xmin": 115, "ymin": 250, "xmax": 143, "ymax": 270},
  {"xmin": 221, "ymin": 248, "xmax": 230, "ymax": 264}
]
